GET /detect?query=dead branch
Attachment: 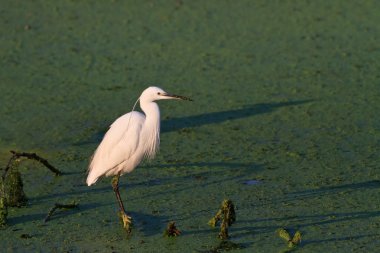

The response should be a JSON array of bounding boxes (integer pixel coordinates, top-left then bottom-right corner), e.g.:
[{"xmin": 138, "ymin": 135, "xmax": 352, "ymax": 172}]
[{"xmin": 2, "ymin": 150, "xmax": 62, "ymax": 179}]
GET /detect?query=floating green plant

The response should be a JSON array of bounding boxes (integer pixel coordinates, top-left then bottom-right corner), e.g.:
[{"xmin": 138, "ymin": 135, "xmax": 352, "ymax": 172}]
[
  {"xmin": 208, "ymin": 199, "xmax": 236, "ymax": 239},
  {"xmin": 278, "ymin": 228, "xmax": 302, "ymax": 248},
  {"xmin": 163, "ymin": 221, "xmax": 181, "ymax": 237}
]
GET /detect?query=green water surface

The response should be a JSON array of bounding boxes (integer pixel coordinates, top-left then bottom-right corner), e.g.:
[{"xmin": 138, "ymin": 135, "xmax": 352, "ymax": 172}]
[{"xmin": 1, "ymin": 1, "xmax": 380, "ymax": 252}]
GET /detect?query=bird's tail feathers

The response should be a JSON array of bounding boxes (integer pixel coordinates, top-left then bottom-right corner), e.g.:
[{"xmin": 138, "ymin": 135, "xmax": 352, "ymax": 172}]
[{"xmin": 86, "ymin": 170, "xmax": 99, "ymax": 186}]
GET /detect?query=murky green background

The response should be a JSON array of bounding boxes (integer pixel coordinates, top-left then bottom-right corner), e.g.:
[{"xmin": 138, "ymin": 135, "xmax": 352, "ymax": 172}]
[{"xmin": 1, "ymin": 0, "xmax": 380, "ymax": 252}]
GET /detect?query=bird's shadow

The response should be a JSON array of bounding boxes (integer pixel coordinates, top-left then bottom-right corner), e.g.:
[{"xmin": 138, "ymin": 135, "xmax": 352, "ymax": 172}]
[
  {"xmin": 76, "ymin": 100, "xmax": 313, "ymax": 145},
  {"xmin": 6, "ymin": 202, "xmax": 109, "ymax": 226},
  {"xmin": 213, "ymin": 209, "xmax": 380, "ymax": 251},
  {"xmin": 235, "ymin": 210, "xmax": 380, "ymax": 235},
  {"xmin": 130, "ymin": 211, "xmax": 169, "ymax": 237},
  {"xmin": 216, "ymin": 180, "xmax": 380, "ymax": 249},
  {"xmin": 32, "ymin": 161, "xmax": 262, "ymax": 204},
  {"xmin": 178, "ymin": 179, "xmax": 380, "ymax": 241},
  {"xmin": 162, "ymin": 100, "xmax": 313, "ymax": 132},
  {"xmin": 302, "ymin": 233, "xmax": 379, "ymax": 246},
  {"xmin": 7, "ymin": 203, "xmax": 167, "ymax": 237},
  {"xmin": 273, "ymin": 180, "xmax": 380, "ymax": 206}
]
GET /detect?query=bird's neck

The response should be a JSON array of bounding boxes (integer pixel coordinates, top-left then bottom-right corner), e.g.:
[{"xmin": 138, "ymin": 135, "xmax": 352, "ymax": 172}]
[
  {"xmin": 140, "ymin": 101, "xmax": 160, "ymax": 159},
  {"xmin": 141, "ymin": 101, "xmax": 160, "ymax": 125}
]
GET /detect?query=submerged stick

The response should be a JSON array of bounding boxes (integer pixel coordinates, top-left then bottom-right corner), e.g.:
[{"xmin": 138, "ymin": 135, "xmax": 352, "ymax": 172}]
[
  {"xmin": 44, "ymin": 202, "xmax": 79, "ymax": 222},
  {"xmin": 2, "ymin": 150, "xmax": 62, "ymax": 179}
]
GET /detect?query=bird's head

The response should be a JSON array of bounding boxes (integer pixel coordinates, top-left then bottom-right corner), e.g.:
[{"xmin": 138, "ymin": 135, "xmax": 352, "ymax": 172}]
[{"xmin": 140, "ymin": 86, "xmax": 192, "ymax": 102}]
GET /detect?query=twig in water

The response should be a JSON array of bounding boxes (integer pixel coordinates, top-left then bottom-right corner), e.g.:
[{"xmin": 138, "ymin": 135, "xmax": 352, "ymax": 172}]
[{"xmin": 44, "ymin": 202, "xmax": 79, "ymax": 222}]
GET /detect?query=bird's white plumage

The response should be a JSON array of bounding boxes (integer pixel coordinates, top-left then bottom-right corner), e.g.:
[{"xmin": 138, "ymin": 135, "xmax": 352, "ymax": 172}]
[
  {"xmin": 86, "ymin": 86, "xmax": 190, "ymax": 187},
  {"xmin": 86, "ymin": 111, "xmax": 145, "ymax": 185}
]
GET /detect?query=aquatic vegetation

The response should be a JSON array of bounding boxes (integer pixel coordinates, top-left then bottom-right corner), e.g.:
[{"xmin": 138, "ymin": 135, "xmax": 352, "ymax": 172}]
[
  {"xmin": 278, "ymin": 228, "xmax": 302, "ymax": 248},
  {"xmin": 163, "ymin": 221, "xmax": 181, "ymax": 237},
  {"xmin": 0, "ymin": 194, "xmax": 7, "ymax": 227},
  {"xmin": 208, "ymin": 199, "xmax": 236, "ymax": 239}
]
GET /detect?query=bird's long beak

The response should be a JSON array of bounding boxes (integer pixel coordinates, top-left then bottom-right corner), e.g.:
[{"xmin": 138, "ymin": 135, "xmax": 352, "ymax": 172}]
[{"xmin": 163, "ymin": 93, "xmax": 193, "ymax": 101}]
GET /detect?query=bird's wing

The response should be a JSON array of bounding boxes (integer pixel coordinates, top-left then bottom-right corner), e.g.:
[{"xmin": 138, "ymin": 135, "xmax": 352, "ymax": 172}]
[{"xmin": 87, "ymin": 111, "xmax": 145, "ymax": 185}]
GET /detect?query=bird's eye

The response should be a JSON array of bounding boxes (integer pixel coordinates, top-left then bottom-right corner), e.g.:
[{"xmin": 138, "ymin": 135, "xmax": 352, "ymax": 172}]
[{"xmin": 157, "ymin": 92, "xmax": 161, "ymax": 95}]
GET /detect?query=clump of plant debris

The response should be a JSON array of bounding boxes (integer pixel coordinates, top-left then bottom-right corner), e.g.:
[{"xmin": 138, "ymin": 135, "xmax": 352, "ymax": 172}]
[
  {"xmin": 163, "ymin": 221, "xmax": 181, "ymax": 237},
  {"xmin": 278, "ymin": 228, "xmax": 302, "ymax": 248},
  {"xmin": 208, "ymin": 199, "xmax": 236, "ymax": 239},
  {"xmin": 2, "ymin": 168, "xmax": 27, "ymax": 207}
]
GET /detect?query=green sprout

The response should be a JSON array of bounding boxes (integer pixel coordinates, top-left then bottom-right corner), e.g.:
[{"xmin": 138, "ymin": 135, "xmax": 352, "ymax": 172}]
[
  {"xmin": 208, "ymin": 199, "xmax": 236, "ymax": 239},
  {"xmin": 278, "ymin": 228, "xmax": 302, "ymax": 248}
]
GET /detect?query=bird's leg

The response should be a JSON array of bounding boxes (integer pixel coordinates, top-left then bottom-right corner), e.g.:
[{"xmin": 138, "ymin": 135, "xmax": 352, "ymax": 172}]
[{"xmin": 111, "ymin": 174, "xmax": 132, "ymax": 232}]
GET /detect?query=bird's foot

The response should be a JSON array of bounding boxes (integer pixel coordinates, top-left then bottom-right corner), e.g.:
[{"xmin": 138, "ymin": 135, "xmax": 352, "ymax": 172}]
[{"xmin": 118, "ymin": 211, "xmax": 132, "ymax": 233}]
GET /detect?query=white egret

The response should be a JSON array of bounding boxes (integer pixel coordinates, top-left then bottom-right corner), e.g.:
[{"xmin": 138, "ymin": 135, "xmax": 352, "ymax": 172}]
[{"xmin": 86, "ymin": 86, "xmax": 191, "ymax": 231}]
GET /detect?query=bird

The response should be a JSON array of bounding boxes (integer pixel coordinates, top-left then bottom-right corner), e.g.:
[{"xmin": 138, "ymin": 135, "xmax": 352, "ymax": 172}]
[{"xmin": 86, "ymin": 86, "xmax": 192, "ymax": 231}]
